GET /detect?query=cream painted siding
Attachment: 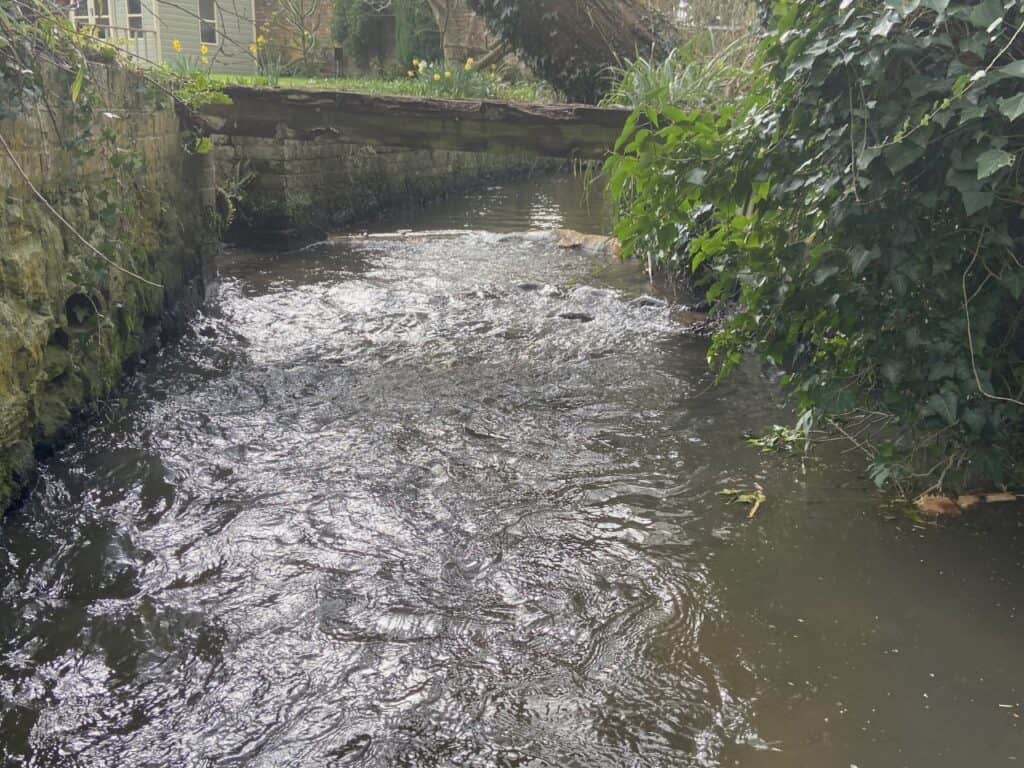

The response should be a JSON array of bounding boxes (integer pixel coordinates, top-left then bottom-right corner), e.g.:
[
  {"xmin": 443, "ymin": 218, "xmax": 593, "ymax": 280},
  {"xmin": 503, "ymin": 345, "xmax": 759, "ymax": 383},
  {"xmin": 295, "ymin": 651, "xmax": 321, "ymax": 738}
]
[
  {"xmin": 70, "ymin": 0, "xmax": 161, "ymax": 63},
  {"xmin": 155, "ymin": 0, "xmax": 256, "ymax": 74}
]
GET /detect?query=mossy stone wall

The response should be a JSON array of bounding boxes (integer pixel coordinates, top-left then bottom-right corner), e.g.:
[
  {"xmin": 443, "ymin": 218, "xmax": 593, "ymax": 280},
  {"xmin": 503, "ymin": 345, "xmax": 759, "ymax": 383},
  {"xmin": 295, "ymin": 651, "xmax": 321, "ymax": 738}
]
[
  {"xmin": 0, "ymin": 66, "xmax": 217, "ymax": 511},
  {"xmin": 212, "ymin": 133, "xmax": 558, "ymax": 242}
]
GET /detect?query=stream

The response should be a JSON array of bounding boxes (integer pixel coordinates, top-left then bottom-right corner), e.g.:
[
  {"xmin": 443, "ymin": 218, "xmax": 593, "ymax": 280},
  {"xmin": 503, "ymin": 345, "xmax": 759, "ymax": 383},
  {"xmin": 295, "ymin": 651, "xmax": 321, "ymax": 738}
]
[{"xmin": 1, "ymin": 176, "xmax": 1022, "ymax": 766}]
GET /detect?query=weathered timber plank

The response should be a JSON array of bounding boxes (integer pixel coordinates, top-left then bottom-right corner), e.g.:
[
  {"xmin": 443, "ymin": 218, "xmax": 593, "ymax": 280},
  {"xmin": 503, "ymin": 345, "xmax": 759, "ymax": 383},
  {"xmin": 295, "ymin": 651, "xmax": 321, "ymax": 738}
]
[{"xmin": 197, "ymin": 87, "xmax": 631, "ymax": 160}]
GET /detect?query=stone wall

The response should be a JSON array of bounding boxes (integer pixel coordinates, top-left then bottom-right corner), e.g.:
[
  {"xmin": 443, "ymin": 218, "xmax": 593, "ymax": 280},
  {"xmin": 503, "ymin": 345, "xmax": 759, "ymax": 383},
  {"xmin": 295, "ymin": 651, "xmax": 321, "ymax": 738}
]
[
  {"xmin": 213, "ymin": 133, "xmax": 557, "ymax": 243},
  {"xmin": 0, "ymin": 65, "xmax": 218, "ymax": 511}
]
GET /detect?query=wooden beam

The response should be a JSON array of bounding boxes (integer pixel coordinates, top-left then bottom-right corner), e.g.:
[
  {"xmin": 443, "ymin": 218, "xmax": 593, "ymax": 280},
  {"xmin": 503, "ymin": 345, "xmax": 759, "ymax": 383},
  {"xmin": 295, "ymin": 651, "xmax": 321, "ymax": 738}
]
[{"xmin": 197, "ymin": 87, "xmax": 631, "ymax": 160}]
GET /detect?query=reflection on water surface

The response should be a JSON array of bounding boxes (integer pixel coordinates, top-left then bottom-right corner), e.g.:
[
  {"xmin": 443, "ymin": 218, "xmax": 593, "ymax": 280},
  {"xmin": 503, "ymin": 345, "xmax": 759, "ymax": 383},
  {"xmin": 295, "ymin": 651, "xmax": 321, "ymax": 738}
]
[{"xmin": 1, "ymin": 176, "xmax": 1021, "ymax": 767}]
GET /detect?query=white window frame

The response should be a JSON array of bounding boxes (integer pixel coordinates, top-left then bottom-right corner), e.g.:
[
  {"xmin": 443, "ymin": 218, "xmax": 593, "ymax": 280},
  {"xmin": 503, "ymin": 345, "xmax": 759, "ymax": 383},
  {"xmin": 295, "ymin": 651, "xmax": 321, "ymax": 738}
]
[
  {"xmin": 125, "ymin": 0, "xmax": 144, "ymax": 38},
  {"xmin": 70, "ymin": 0, "xmax": 112, "ymax": 38},
  {"xmin": 199, "ymin": 0, "xmax": 218, "ymax": 45}
]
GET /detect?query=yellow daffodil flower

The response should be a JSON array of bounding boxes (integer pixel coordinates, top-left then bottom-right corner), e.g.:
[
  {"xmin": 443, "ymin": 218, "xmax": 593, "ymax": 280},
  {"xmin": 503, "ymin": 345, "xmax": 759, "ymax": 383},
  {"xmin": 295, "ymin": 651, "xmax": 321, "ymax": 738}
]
[
  {"xmin": 444, "ymin": 71, "xmax": 452, "ymax": 78},
  {"xmin": 464, "ymin": 57, "xmax": 474, "ymax": 70},
  {"xmin": 412, "ymin": 58, "xmax": 419, "ymax": 66},
  {"xmin": 172, "ymin": 39, "xmax": 182, "ymax": 52},
  {"xmin": 407, "ymin": 70, "xmax": 415, "ymax": 77},
  {"xmin": 433, "ymin": 73, "xmax": 441, "ymax": 81},
  {"xmin": 249, "ymin": 43, "xmax": 258, "ymax": 54},
  {"xmin": 257, "ymin": 35, "xmax": 266, "ymax": 45},
  {"xmin": 200, "ymin": 43, "xmax": 209, "ymax": 55},
  {"xmin": 201, "ymin": 55, "xmax": 209, "ymax": 65}
]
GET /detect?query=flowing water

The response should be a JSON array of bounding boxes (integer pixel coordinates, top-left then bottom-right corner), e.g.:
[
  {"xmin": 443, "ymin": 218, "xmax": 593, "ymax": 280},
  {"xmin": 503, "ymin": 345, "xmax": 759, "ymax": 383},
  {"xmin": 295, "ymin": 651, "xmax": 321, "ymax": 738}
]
[{"xmin": 1, "ymin": 176, "xmax": 1022, "ymax": 767}]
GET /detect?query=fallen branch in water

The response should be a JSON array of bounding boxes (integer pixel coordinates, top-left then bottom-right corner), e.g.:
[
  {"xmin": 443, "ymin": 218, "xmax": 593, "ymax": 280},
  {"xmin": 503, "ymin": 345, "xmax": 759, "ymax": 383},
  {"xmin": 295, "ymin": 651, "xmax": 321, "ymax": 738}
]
[{"xmin": 915, "ymin": 492, "xmax": 1022, "ymax": 517}]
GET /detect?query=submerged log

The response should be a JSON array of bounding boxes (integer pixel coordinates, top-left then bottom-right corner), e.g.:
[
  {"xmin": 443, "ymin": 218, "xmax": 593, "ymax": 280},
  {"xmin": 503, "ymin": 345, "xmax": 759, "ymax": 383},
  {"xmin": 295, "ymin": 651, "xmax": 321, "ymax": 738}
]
[{"xmin": 197, "ymin": 86, "xmax": 631, "ymax": 160}]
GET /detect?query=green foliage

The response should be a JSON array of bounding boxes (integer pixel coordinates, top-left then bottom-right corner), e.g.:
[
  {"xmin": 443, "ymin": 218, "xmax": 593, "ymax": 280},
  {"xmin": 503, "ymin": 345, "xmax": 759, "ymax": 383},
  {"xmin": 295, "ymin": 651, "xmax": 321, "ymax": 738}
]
[
  {"xmin": 399, "ymin": 58, "xmax": 550, "ymax": 99},
  {"xmin": 745, "ymin": 424, "xmax": 807, "ymax": 453},
  {"xmin": 211, "ymin": 69, "xmax": 557, "ymax": 102},
  {"xmin": 161, "ymin": 68, "xmax": 232, "ymax": 109},
  {"xmin": 333, "ymin": 0, "xmax": 372, "ymax": 65},
  {"xmin": 334, "ymin": 0, "xmax": 441, "ymax": 70},
  {"xmin": 606, "ymin": 0, "xmax": 1024, "ymax": 493},
  {"xmin": 393, "ymin": 0, "xmax": 441, "ymax": 67},
  {"xmin": 1, "ymin": 0, "xmax": 85, "ymax": 114},
  {"xmin": 602, "ymin": 37, "xmax": 758, "ymax": 111},
  {"xmin": 466, "ymin": 0, "xmax": 679, "ymax": 103}
]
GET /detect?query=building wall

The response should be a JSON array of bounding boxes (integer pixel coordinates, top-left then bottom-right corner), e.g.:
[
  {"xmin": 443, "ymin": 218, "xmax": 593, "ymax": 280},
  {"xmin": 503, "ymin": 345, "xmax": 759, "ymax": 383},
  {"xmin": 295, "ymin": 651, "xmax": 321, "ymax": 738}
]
[
  {"xmin": 0, "ymin": 64, "xmax": 218, "ymax": 511},
  {"xmin": 156, "ymin": 0, "xmax": 257, "ymax": 75}
]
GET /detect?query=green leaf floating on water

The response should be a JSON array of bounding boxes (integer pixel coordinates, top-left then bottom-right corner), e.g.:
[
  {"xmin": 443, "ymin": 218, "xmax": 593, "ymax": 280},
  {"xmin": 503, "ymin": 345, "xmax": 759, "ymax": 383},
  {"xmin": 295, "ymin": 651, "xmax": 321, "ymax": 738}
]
[{"xmin": 718, "ymin": 485, "xmax": 767, "ymax": 519}]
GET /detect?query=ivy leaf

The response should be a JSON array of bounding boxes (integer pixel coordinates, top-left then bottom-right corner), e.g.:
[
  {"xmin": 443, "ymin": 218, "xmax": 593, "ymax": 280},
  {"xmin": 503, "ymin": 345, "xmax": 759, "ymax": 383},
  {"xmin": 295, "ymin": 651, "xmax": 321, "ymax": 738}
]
[
  {"xmin": 1003, "ymin": 271, "xmax": 1024, "ymax": 300},
  {"xmin": 947, "ymin": 169, "xmax": 995, "ymax": 213},
  {"xmin": 977, "ymin": 148, "xmax": 1014, "ymax": 179},
  {"xmin": 871, "ymin": 14, "xmax": 898, "ymax": 37},
  {"xmin": 685, "ymin": 168, "xmax": 707, "ymax": 185},
  {"xmin": 926, "ymin": 392, "xmax": 959, "ymax": 426},
  {"xmin": 969, "ymin": 0, "xmax": 1002, "ymax": 29},
  {"xmin": 884, "ymin": 0, "xmax": 920, "ymax": 13},
  {"xmin": 997, "ymin": 60, "xmax": 1024, "ymax": 78},
  {"xmin": 884, "ymin": 142, "xmax": 923, "ymax": 173},
  {"xmin": 850, "ymin": 246, "xmax": 880, "ymax": 275},
  {"xmin": 960, "ymin": 185, "xmax": 995, "ymax": 214},
  {"xmin": 997, "ymin": 93, "xmax": 1024, "ymax": 121}
]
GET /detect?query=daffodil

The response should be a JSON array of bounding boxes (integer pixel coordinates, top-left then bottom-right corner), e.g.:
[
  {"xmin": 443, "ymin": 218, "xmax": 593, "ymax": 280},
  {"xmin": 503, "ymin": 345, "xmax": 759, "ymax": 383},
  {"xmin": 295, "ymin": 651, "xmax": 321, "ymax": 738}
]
[
  {"xmin": 200, "ymin": 43, "xmax": 209, "ymax": 55},
  {"xmin": 201, "ymin": 55, "xmax": 209, "ymax": 65},
  {"xmin": 412, "ymin": 58, "xmax": 419, "ymax": 66},
  {"xmin": 172, "ymin": 38, "xmax": 182, "ymax": 52},
  {"xmin": 257, "ymin": 35, "xmax": 266, "ymax": 45},
  {"xmin": 417, "ymin": 60, "xmax": 427, "ymax": 72},
  {"xmin": 407, "ymin": 70, "xmax": 415, "ymax": 78},
  {"xmin": 464, "ymin": 57, "xmax": 474, "ymax": 70},
  {"xmin": 249, "ymin": 43, "xmax": 258, "ymax": 54},
  {"xmin": 433, "ymin": 73, "xmax": 441, "ymax": 81},
  {"xmin": 444, "ymin": 71, "xmax": 452, "ymax": 78}
]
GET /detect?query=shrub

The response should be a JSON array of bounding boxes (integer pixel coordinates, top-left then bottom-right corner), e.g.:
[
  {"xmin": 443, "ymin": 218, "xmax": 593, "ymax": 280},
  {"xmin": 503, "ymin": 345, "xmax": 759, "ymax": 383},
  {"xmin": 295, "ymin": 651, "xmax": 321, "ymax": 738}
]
[{"xmin": 606, "ymin": 0, "xmax": 1024, "ymax": 494}]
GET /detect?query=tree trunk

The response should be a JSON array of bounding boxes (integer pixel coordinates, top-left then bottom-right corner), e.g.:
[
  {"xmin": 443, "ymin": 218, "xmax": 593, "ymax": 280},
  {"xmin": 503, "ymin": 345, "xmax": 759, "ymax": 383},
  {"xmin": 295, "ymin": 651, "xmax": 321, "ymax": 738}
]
[{"xmin": 465, "ymin": 0, "xmax": 679, "ymax": 103}]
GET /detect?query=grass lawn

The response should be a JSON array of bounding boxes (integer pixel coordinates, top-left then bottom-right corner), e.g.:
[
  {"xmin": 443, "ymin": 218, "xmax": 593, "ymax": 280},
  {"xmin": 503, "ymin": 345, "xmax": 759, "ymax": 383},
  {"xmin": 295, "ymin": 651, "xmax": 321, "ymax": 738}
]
[{"xmin": 209, "ymin": 72, "xmax": 559, "ymax": 104}]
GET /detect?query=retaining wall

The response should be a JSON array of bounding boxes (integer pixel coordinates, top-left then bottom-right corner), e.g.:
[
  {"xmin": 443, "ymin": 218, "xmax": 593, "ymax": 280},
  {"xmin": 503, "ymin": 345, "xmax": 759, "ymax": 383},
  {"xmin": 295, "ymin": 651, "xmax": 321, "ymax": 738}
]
[{"xmin": 0, "ymin": 66, "xmax": 218, "ymax": 510}]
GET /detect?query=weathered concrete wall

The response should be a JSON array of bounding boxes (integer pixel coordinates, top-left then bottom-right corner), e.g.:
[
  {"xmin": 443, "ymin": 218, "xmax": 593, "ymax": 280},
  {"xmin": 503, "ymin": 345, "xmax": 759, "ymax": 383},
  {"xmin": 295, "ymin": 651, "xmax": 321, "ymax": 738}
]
[
  {"xmin": 213, "ymin": 132, "xmax": 558, "ymax": 242},
  {"xmin": 0, "ymin": 65, "xmax": 218, "ymax": 511}
]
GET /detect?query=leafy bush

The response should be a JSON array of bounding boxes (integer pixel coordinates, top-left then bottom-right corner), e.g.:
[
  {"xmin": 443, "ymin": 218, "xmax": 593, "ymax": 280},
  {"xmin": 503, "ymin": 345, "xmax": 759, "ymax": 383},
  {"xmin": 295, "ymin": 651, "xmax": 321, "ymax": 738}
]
[
  {"xmin": 606, "ymin": 0, "xmax": 1024, "ymax": 494},
  {"xmin": 333, "ymin": 0, "xmax": 373, "ymax": 66},
  {"xmin": 400, "ymin": 57, "xmax": 554, "ymax": 101},
  {"xmin": 393, "ymin": 0, "xmax": 441, "ymax": 68},
  {"xmin": 602, "ymin": 37, "xmax": 758, "ymax": 112}
]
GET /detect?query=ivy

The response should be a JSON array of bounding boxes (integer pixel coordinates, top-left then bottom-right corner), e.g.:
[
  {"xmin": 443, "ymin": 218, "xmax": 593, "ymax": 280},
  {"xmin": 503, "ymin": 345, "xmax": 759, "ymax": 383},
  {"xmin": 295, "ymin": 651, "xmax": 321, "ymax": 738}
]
[{"xmin": 606, "ymin": 0, "xmax": 1024, "ymax": 494}]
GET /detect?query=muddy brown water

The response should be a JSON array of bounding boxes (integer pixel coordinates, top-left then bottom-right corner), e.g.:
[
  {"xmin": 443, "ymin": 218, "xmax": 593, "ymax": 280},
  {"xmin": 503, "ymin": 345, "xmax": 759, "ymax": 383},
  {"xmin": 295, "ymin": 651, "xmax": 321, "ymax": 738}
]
[{"xmin": 2, "ymin": 176, "xmax": 1022, "ymax": 767}]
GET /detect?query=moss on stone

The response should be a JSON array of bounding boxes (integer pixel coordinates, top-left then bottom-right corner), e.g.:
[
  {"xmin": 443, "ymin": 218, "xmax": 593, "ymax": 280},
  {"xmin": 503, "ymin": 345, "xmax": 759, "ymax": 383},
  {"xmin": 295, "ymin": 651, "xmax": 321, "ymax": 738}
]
[{"xmin": 0, "ymin": 65, "xmax": 217, "ymax": 512}]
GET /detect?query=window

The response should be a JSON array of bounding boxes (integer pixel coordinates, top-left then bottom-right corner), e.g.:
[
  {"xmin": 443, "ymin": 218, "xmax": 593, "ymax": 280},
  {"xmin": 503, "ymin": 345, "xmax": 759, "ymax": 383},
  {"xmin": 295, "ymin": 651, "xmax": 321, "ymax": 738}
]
[
  {"xmin": 126, "ymin": 0, "xmax": 143, "ymax": 38},
  {"xmin": 199, "ymin": 0, "xmax": 217, "ymax": 45},
  {"xmin": 71, "ymin": 0, "xmax": 111, "ymax": 38}
]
